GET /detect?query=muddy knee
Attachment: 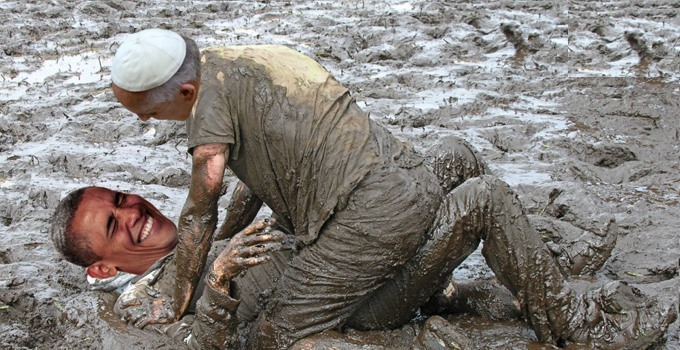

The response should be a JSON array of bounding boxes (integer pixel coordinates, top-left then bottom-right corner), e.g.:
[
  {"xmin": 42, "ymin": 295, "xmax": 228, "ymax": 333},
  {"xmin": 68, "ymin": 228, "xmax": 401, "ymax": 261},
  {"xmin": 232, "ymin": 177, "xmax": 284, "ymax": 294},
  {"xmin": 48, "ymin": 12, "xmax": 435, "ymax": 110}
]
[{"xmin": 425, "ymin": 136, "xmax": 490, "ymax": 192}]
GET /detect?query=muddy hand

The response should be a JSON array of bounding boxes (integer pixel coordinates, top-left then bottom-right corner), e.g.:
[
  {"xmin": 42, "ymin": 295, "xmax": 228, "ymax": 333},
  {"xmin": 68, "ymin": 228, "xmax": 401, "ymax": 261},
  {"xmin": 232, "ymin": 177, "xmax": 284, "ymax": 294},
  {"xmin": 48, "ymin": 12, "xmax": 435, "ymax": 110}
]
[
  {"xmin": 212, "ymin": 218, "xmax": 285, "ymax": 281},
  {"xmin": 115, "ymin": 283, "xmax": 175, "ymax": 329}
]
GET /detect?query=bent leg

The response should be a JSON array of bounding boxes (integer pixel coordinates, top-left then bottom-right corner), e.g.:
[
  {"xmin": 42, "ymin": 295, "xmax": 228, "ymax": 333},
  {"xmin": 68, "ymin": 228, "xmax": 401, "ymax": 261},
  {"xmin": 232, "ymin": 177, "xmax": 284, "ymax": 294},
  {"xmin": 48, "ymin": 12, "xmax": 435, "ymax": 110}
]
[
  {"xmin": 350, "ymin": 176, "xmax": 676, "ymax": 348},
  {"xmin": 346, "ymin": 175, "xmax": 561, "ymax": 331},
  {"xmin": 345, "ymin": 177, "xmax": 486, "ymax": 329},
  {"xmin": 344, "ymin": 137, "xmax": 489, "ymax": 329},
  {"xmin": 449, "ymin": 177, "xmax": 676, "ymax": 347},
  {"xmin": 247, "ymin": 163, "xmax": 442, "ymax": 349},
  {"xmin": 424, "ymin": 135, "xmax": 490, "ymax": 193}
]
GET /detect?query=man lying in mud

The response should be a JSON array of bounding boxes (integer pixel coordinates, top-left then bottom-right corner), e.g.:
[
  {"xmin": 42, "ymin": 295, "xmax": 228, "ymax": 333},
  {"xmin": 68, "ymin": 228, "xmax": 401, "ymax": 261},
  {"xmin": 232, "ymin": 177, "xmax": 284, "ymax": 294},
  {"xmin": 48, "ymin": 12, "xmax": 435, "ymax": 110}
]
[
  {"xmin": 102, "ymin": 27, "xmax": 676, "ymax": 348},
  {"xmin": 50, "ymin": 184, "xmax": 289, "ymax": 348},
  {"xmin": 50, "ymin": 179, "xmax": 666, "ymax": 349}
]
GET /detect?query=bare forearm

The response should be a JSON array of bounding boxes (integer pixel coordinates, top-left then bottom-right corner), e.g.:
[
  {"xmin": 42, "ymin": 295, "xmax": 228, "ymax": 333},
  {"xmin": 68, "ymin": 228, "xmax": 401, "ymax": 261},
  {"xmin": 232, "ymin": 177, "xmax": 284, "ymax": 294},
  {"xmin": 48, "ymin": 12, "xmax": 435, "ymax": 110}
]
[
  {"xmin": 173, "ymin": 202, "xmax": 218, "ymax": 317},
  {"xmin": 172, "ymin": 143, "xmax": 228, "ymax": 318}
]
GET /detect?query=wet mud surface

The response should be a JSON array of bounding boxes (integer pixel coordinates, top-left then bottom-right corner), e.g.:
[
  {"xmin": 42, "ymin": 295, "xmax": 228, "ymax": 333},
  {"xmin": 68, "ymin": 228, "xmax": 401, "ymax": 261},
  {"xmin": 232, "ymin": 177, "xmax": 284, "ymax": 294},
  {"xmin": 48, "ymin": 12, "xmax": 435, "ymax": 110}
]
[{"xmin": 1, "ymin": 1, "xmax": 679, "ymax": 349}]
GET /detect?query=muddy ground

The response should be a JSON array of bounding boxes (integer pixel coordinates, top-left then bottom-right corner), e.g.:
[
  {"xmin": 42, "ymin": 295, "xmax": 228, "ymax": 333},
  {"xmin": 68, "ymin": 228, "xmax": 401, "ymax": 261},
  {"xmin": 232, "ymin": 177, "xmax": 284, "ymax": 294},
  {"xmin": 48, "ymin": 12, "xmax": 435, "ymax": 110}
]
[{"xmin": 1, "ymin": 1, "xmax": 679, "ymax": 349}]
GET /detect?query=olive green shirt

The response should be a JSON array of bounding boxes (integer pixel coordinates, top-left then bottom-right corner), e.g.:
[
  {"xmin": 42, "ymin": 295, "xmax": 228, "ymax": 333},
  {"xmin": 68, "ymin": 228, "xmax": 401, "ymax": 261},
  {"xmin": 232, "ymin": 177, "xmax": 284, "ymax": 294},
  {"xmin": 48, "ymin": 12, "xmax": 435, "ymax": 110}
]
[{"xmin": 188, "ymin": 45, "xmax": 378, "ymax": 245}]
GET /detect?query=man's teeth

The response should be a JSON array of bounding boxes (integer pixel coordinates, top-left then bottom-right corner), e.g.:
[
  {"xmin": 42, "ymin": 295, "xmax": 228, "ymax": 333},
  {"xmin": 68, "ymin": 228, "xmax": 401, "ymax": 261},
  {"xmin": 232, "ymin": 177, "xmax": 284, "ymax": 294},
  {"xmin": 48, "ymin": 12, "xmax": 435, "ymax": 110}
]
[{"xmin": 140, "ymin": 216, "xmax": 154, "ymax": 242}]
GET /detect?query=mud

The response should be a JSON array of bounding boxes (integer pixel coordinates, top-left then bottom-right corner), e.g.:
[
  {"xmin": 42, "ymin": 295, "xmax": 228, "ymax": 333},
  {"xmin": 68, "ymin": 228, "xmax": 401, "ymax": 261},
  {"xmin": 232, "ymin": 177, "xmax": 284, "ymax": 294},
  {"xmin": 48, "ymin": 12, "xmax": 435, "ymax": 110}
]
[{"xmin": 1, "ymin": 0, "xmax": 679, "ymax": 349}]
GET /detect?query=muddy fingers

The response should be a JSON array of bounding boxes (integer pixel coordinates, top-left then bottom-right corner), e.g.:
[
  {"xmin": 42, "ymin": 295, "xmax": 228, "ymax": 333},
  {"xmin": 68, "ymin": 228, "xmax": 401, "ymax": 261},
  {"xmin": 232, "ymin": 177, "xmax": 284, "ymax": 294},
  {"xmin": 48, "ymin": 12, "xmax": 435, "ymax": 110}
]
[
  {"xmin": 243, "ymin": 217, "xmax": 277, "ymax": 235},
  {"xmin": 212, "ymin": 219, "xmax": 285, "ymax": 283}
]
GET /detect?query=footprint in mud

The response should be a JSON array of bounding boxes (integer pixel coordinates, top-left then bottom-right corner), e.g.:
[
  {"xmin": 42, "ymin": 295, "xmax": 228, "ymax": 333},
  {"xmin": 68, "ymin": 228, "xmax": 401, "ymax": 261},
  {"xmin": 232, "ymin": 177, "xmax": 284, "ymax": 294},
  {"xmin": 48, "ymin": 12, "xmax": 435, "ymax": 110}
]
[
  {"xmin": 559, "ymin": 141, "xmax": 637, "ymax": 168},
  {"xmin": 582, "ymin": 144, "xmax": 636, "ymax": 168},
  {"xmin": 159, "ymin": 167, "xmax": 191, "ymax": 188},
  {"xmin": 480, "ymin": 126, "xmax": 533, "ymax": 154},
  {"xmin": 605, "ymin": 253, "xmax": 679, "ymax": 284},
  {"xmin": 0, "ymin": 250, "xmax": 11, "ymax": 264},
  {"xmin": 624, "ymin": 31, "xmax": 668, "ymax": 71}
]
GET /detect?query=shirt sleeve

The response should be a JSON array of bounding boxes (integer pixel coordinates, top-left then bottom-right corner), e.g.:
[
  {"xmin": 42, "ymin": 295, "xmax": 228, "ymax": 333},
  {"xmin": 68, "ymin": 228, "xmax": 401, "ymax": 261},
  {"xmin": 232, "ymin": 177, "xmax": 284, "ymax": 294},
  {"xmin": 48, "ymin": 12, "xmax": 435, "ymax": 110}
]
[
  {"xmin": 187, "ymin": 78, "xmax": 237, "ymax": 155},
  {"xmin": 186, "ymin": 276, "xmax": 241, "ymax": 349}
]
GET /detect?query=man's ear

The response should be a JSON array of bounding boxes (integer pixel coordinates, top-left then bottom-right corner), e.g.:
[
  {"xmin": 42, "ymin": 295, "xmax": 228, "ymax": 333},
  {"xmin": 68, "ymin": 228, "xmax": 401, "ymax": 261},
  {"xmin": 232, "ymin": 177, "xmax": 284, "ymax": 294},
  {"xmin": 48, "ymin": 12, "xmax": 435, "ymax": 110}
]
[
  {"xmin": 86, "ymin": 262, "xmax": 118, "ymax": 279},
  {"xmin": 179, "ymin": 82, "xmax": 197, "ymax": 102}
]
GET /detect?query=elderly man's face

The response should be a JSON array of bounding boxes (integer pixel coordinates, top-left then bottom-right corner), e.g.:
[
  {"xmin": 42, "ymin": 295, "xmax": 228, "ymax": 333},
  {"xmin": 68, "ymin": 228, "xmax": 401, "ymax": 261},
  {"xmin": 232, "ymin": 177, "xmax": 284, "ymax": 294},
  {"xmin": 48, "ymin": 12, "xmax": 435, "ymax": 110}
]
[
  {"xmin": 73, "ymin": 187, "xmax": 178, "ymax": 275},
  {"xmin": 112, "ymin": 83, "xmax": 195, "ymax": 122}
]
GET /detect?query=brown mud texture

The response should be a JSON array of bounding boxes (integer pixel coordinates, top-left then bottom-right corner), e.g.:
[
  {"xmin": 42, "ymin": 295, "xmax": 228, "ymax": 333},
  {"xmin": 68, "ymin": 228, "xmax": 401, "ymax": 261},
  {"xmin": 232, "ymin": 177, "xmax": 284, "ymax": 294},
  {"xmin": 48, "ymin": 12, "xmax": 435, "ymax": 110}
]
[{"xmin": 1, "ymin": 1, "xmax": 679, "ymax": 349}]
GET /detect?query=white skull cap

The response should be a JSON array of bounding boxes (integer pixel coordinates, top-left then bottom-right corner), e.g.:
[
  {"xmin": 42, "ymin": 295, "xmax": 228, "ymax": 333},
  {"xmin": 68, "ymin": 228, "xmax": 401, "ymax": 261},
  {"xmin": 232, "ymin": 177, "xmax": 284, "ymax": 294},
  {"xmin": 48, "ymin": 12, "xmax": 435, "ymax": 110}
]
[{"xmin": 111, "ymin": 28, "xmax": 186, "ymax": 92}]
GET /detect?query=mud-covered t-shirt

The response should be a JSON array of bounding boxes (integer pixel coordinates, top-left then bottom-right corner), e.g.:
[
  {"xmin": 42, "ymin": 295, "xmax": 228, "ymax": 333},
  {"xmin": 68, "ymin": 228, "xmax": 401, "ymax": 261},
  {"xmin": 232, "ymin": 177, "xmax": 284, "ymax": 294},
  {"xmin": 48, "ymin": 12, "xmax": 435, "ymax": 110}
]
[{"xmin": 188, "ymin": 45, "xmax": 378, "ymax": 245}]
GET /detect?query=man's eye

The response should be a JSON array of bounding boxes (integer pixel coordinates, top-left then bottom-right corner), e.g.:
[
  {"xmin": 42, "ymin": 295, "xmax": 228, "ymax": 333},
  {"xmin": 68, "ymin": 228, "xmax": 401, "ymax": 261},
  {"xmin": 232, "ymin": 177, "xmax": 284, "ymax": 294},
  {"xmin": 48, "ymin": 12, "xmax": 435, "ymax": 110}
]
[
  {"xmin": 115, "ymin": 192, "xmax": 126, "ymax": 206},
  {"xmin": 107, "ymin": 215, "xmax": 115, "ymax": 238}
]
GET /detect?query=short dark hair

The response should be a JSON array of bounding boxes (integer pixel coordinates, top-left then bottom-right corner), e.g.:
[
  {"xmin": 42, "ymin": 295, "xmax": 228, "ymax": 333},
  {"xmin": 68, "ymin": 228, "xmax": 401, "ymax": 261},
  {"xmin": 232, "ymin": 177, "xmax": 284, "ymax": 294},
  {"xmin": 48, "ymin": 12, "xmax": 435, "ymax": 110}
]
[{"xmin": 50, "ymin": 187, "xmax": 101, "ymax": 267}]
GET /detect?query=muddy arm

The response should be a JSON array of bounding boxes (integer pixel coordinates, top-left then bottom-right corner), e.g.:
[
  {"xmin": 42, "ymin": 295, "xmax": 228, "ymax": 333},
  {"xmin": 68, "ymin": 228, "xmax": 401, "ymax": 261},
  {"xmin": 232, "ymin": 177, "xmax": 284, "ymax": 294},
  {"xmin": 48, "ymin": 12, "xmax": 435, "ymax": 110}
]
[
  {"xmin": 186, "ymin": 279, "xmax": 241, "ymax": 349},
  {"xmin": 173, "ymin": 143, "xmax": 228, "ymax": 319},
  {"xmin": 189, "ymin": 219, "xmax": 283, "ymax": 349},
  {"xmin": 214, "ymin": 181, "xmax": 263, "ymax": 241}
]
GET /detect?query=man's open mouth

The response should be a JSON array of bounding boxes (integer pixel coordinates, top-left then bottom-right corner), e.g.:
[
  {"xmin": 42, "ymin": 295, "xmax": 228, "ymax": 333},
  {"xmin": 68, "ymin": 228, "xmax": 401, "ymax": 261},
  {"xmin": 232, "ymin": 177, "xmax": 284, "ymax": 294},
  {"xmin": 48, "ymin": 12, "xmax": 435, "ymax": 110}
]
[{"xmin": 139, "ymin": 216, "xmax": 154, "ymax": 242}]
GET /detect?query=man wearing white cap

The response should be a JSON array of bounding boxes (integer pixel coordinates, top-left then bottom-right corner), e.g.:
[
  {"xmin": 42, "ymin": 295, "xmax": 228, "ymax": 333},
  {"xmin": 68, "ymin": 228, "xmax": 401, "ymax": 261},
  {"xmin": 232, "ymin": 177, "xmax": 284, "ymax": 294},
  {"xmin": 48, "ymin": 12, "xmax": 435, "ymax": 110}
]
[{"xmin": 109, "ymin": 28, "xmax": 676, "ymax": 349}]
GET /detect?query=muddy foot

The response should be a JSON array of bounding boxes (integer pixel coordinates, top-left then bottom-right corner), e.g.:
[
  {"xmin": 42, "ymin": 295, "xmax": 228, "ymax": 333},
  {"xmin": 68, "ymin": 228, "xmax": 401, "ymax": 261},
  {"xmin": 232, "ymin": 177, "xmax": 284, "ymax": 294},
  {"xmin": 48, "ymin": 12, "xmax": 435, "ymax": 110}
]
[
  {"xmin": 413, "ymin": 315, "xmax": 471, "ymax": 350},
  {"xmin": 421, "ymin": 277, "xmax": 521, "ymax": 321},
  {"xmin": 564, "ymin": 281, "xmax": 677, "ymax": 349},
  {"xmin": 535, "ymin": 214, "xmax": 618, "ymax": 276}
]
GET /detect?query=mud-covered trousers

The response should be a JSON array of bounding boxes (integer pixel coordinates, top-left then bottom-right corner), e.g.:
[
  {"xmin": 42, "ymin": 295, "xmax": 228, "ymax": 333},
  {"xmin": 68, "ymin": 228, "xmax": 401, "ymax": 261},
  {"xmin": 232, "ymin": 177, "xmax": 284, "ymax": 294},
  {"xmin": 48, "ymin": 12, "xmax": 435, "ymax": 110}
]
[{"xmin": 248, "ymin": 139, "xmax": 570, "ymax": 348}]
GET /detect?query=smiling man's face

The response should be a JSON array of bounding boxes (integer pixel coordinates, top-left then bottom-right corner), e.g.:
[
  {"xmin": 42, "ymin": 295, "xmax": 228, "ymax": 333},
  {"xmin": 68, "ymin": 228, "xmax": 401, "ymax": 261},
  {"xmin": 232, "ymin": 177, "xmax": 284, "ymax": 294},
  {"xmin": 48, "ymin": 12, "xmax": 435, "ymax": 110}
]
[{"xmin": 73, "ymin": 187, "xmax": 178, "ymax": 276}]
